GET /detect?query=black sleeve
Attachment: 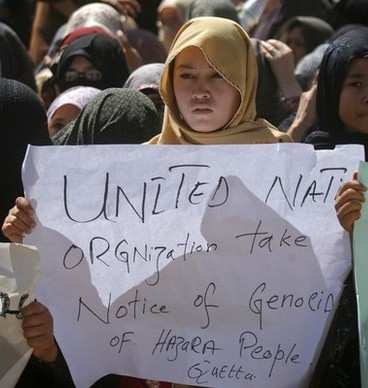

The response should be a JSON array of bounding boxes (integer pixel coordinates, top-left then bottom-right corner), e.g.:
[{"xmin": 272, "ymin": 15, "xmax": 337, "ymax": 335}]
[{"xmin": 16, "ymin": 342, "xmax": 75, "ymax": 388}]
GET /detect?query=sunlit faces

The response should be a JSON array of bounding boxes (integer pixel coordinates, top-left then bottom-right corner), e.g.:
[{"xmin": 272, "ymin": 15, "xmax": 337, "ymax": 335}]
[
  {"xmin": 340, "ymin": 58, "xmax": 368, "ymax": 135},
  {"xmin": 48, "ymin": 104, "xmax": 81, "ymax": 137},
  {"xmin": 173, "ymin": 46, "xmax": 241, "ymax": 133}
]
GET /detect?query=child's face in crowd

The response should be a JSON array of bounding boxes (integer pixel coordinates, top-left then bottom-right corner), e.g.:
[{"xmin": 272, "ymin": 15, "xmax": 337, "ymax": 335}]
[
  {"xmin": 173, "ymin": 46, "xmax": 241, "ymax": 133},
  {"xmin": 340, "ymin": 58, "xmax": 368, "ymax": 135},
  {"xmin": 48, "ymin": 104, "xmax": 81, "ymax": 137}
]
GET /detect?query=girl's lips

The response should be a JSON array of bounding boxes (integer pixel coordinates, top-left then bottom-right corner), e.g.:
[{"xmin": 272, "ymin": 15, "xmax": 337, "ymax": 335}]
[
  {"xmin": 193, "ymin": 108, "xmax": 211, "ymax": 112},
  {"xmin": 191, "ymin": 103, "xmax": 212, "ymax": 113}
]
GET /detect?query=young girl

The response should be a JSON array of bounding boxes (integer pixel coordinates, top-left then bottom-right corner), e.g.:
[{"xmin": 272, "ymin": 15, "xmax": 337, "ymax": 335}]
[
  {"xmin": 46, "ymin": 85, "xmax": 101, "ymax": 137},
  {"xmin": 307, "ymin": 26, "xmax": 368, "ymax": 236},
  {"xmin": 3, "ymin": 16, "xmax": 290, "ymax": 387},
  {"xmin": 149, "ymin": 16, "xmax": 290, "ymax": 145},
  {"xmin": 297, "ymin": 26, "xmax": 368, "ymax": 387}
]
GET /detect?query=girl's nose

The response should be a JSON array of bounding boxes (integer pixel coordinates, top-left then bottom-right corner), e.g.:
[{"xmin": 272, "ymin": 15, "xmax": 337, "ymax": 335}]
[{"xmin": 192, "ymin": 82, "xmax": 210, "ymax": 100}]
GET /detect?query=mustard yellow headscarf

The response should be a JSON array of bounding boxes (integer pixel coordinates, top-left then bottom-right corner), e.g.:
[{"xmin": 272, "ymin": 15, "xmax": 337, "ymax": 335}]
[{"xmin": 148, "ymin": 17, "xmax": 291, "ymax": 145}]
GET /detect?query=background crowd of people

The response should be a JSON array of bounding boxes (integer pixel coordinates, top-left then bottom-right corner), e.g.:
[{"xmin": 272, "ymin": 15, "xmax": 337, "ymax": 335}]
[{"xmin": 1, "ymin": 0, "xmax": 368, "ymax": 387}]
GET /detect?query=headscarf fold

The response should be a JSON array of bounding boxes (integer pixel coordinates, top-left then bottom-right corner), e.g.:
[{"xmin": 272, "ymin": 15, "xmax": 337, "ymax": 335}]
[
  {"xmin": 149, "ymin": 16, "xmax": 290, "ymax": 144},
  {"xmin": 52, "ymin": 88, "xmax": 160, "ymax": 145}
]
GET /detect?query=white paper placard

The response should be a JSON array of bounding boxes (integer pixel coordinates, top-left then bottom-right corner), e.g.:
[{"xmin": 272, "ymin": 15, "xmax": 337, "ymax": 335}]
[{"xmin": 22, "ymin": 143, "xmax": 363, "ymax": 387}]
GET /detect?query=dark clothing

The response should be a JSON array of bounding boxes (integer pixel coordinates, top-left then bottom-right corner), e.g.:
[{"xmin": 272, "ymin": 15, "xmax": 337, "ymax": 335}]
[
  {"xmin": 16, "ymin": 349, "xmax": 75, "ymax": 388},
  {"xmin": 135, "ymin": 0, "xmax": 161, "ymax": 35},
  {"xmin": 304, "ymin": 27, "xmax": 368, "ymax": 387},
  {"xmin": 0, "ymin": 78, "xmax": 50, "ymax": 242},
  {"xmin": 251, "ymin": 38, "xmax": 290, "ymax": 127},
  {"xmin": 0, "ymin": 21, "xmax": 37, "ymax": 91},
  {"xmin": 327, "ymin": 0, "xmax": 368, "ymax": 31},
  {"xmin": 306, "ymin": 133, "xmax": 363, "ymax": 388},
  {"xmin": 310, "ymin": 273, "xmax": 360, "ymax": 388}
]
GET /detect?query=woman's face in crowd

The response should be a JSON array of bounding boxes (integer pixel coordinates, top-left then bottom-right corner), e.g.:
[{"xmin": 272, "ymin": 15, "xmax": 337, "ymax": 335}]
[
  {"xmin": 173, "ymin": 46, "xmax": 241, "ymax": 133},
  {"xmin": 64, "ymin": 55, "xmax": 102, "ymax": 83},
  {"xmin": 48, "ymin": 104, "xmax": 81, "ymax": 137},
  {"xmin": 340, "ymin": 58, "xmax": 368, "ymax": 135},
  {"xmin": 286, "ymin": 26, "xmax": 307, "ymax": 65}
]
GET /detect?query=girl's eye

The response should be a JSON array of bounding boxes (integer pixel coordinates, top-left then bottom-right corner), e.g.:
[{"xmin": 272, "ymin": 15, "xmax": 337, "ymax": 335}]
[
  {"xmin": 345, "ymin": 81, "xmax": 362, "ymax": 88},
  {"xmin": 179, "ymin": 72, "xmax": 194, "ymax": 79},
  {"xmin": 212, "ymin": 72, "xmax": 223, "ymax": 79},
  {"xmin": 352, "ymin": 81, "xmax": 362, "ymax": 87},
  {"xmin": 51, "ymin": 122, "xmax": 66, "ymax": 131}
]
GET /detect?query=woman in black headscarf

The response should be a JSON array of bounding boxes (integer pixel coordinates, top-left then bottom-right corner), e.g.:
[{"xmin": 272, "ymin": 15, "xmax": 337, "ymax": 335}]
[
  {"xmin": 0, "ymin": 78, "xmax": 50, "ymax": 243},
  {"xmin": 54, "ymin": 32, "xmax": 130, "ymax": 93},
  {"xmin": 307, "ymin": 26, "xmax": 368, "ymax": 155},
  {"xmin": 52, "ymin": 88, "xmax": 160, "ymax": 145},
  {"xmin": 307, "ymin": 27, "xmax": 368, "ymax": 387}
]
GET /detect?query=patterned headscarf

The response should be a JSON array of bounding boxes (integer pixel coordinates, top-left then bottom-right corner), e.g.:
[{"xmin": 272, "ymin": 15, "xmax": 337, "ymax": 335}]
[
  {"xmin": 63, "ymin": 3, "xmax": 124, "ymax": 38},
  {"xmin": 123, "ymin": 63, "xmax": 165, "ymax": 92},
  {"xmin": 149, "ymin": 16, "xmax": 290, "ymax": 144},
  {"xmin": 46, "ymin": 85, "xmax": 101, "ymax": 125},
  {"xmin": 52, "ymin": 88, "xmax": 160, "ymax": 145}
]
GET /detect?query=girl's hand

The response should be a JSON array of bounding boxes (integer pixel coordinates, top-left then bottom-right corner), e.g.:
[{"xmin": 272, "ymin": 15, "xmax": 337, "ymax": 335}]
[
  {"xmin": 22, "ymin": 301, "xmax": 58, "ymax": 363},
  {"xmin": 260, "ymin": 39, "xmax": 302, "ymax": 102},
  {"xmin": 2, "ymin": 197, "xmax": 36, "ymax": 243},
  {"xmin": 335, "ymin": 173, "xmax": 367, "ymax": 233}
]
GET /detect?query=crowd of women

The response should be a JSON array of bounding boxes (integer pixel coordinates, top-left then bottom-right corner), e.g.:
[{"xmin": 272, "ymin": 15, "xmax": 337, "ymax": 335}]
[{"xmin": 1, "ymin": 0, "xmax": 368, "ymax": 386}]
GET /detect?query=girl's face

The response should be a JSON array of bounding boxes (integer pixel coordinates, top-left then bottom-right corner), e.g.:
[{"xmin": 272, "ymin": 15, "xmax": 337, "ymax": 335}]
[
  {"xmin": 286, "ymin": 26, "xmax": 307, "ymax": 65},
  {"xmin": 340, "ymin": 58, "xmax": 368, "ymax": 135},
  {"xmin": 64, "ymin": 56, "xmax": 102, "ymax": 83},
  {"xmin": 173, "ymin": 46, "xmax": 241, "ymax": 133},
  {"xmin": 48, "ymin": 104, "xmax": 81, "ymax": 137}
]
